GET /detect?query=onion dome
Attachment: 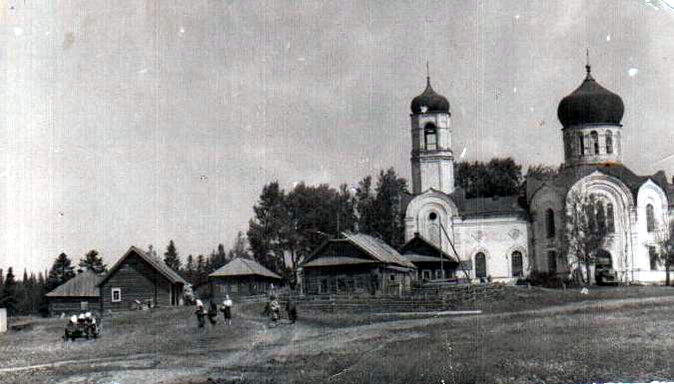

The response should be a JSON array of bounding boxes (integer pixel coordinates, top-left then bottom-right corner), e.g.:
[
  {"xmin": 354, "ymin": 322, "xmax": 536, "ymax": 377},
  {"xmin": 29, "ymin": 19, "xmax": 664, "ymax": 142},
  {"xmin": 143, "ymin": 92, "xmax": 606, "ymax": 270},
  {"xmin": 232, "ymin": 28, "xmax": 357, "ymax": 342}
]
[
  {"xmin": 557, "ymin": 64, "xmax": 624, "ymax": 127},
  {"xmin": 410, "ymin": 77, "xmax": 450, "ymax": 114}
]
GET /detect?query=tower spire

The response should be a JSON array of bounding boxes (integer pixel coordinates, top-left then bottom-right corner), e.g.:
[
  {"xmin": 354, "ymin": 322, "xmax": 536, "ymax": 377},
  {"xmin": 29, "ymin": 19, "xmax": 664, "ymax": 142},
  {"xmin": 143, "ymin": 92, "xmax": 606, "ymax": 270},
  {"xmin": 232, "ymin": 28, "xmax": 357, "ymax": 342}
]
[
  {"xmin": 426, "ymin": 61, "xmax": 431, "ymax": 86},
  {"xmin": 585, "ymin": 48, "xmax": 592, "ymax": 76}
]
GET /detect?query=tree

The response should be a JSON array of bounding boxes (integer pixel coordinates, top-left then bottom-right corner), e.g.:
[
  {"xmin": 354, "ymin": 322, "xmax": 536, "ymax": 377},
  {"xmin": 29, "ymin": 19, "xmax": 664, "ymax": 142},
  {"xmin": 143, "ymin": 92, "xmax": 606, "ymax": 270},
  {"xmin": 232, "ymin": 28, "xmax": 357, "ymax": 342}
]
[
  {"xmin": 526, "ymin": 164, "xmax": 561, "ymax": 180},
  {"xmin": 355, "ymin": 168, "xmax": 408, "ymax": 248},
  {"xmin": 79, "ymin": 249, "xmax": 107, "ymax": 273},
  {"xmin": 561, "ymin": 190, "xmax": 611, "ymax": 286},
  {"xmin": 654, "ymin": 222, "xmax": 674, "ymax": 286},
  {"xmin": 184, "ymin": 254, "xmax": 195, "ymax": 283},
  {"xmin": 248, "ymin": 182, "xmax": 288, "ymax": 273},
  {"xmin": 195, "ymin": 254, "xmax": 207, "ymax": 287},
  {"xmin": 0, "ymin": 267, "xmax": 17, "ymax": 315},
  {"xmin": 455, "ymin": 157, "xmax": 522, "ymax": 198},
  {"xmin": 46, "ymin": 253, "xmax": 76, "ymax": 292},
  {"xmin": 164, "ymin": 240, "xmax": 181, "ymax": 272}
]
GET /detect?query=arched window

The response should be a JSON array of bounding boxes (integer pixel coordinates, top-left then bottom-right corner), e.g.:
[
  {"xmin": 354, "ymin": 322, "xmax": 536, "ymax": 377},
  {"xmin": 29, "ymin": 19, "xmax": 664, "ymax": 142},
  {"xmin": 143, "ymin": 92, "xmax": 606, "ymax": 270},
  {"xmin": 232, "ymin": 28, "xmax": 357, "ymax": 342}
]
[
  {"xmin": 578, "ymin": 134, "xmax": 585, "ymax": 156},
  {"xmin": 545, "ymin": 209, "xmax": 556, "ymax": 238},
  {"xmin": 585, "ymin": 204, "xmax": 596, "ymax": 233},
  {"xmin": 511, "ymin": 251, "xmax": 523, "ymax": 277},
  {"xmin": 606, "ymin": 131, "xmax": 613, "ymax": 154},
  {"xmin": 475, "ymin": 252, "xmax": 487, "ymax": 279},
  {"xmin": 646, "ymin": 204, "xmax": 655, "ymax": 232},
  {"xmin": 591, "ymin": 131, "xmax": 599, "ymax": 155},
  {"xmin": 547, "ymin": 251, "xmax": 557, "ymax": 273},
  {"xmin": 607, "ymin": 203, "xmax": 615, "ymax": 233},
  {"xmin": 596, "ymin": 201, "xmax": 606, "ymax": 233},
  {"xmin": 424, "ymin": 123, "xmax": 437, "ymax": 151}
]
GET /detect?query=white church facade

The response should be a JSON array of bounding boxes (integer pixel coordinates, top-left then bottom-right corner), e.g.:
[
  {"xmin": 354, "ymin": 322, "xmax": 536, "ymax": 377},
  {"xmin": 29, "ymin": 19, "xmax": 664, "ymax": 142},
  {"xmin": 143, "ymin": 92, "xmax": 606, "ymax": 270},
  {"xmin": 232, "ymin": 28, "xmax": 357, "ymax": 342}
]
[{"xmin": 403, "ymin": 62, "xmax": 674, "ymax": 284}]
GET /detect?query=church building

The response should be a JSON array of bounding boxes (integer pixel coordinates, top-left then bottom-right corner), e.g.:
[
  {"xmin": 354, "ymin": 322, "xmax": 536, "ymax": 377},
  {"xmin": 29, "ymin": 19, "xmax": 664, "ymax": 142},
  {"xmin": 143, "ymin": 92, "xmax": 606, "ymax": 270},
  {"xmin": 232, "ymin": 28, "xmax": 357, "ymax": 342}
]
[{"xmin": 403, "ymin": 60, "xmax": 673, "ymax": 284}]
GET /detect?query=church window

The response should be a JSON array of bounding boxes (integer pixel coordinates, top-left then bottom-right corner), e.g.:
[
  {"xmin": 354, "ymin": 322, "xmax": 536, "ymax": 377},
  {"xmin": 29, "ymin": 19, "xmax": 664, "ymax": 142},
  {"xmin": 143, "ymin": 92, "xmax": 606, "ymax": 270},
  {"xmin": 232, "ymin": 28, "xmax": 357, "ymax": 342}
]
[
  {"xmin": 591, "ymin": 131, "xmax": 599, "ymax": 155},
  {"xmin": 545, "ymin": 209, "xmax": 556, "ymax": 238},
  {"xmin": 547, "ymin": 251, "xmax": 557, "ymax": 273},
  {"xmin": 649, "ymin": 246, "xmax": 658, "ymax": 270},
  {"xmin": 607, "ymin": 203, "xmax": 615, "ymax": 233},
  {"xmin": 606, "ymin": 131, "xmax": 613, "ymax": 154},
  {"xmin": 586, "ymin": 204, "xmax": 596, "ymax": 233},
  {"xmin": 475, "ymin": 252, "xmax": 487, "ymax": 279},
  {"xmin": 424, "ymin": 124, "xmax": 438, "ymax": 150},
  {"xmin": 578, "ymin": 134, "xmax": 585, "ymax": 156},
  {"xmin": 596, "ymin": 201, "xmax": 606, "ymax": 233},
  {"xmin": 646, "ymin": 204, "xmax": 656, "ymax": 232},
  {"xmin": 511, "ymin": 251, "xmax": 523, "ymax": 277}
]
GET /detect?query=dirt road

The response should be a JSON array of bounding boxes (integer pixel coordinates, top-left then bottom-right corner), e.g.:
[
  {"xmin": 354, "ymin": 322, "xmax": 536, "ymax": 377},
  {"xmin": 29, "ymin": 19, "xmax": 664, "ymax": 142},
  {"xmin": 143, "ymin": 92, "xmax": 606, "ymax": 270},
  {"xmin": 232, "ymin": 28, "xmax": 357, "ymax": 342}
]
[{"xmin": 3, "ymin": 294, "xmax": 674, "ymax": 384}]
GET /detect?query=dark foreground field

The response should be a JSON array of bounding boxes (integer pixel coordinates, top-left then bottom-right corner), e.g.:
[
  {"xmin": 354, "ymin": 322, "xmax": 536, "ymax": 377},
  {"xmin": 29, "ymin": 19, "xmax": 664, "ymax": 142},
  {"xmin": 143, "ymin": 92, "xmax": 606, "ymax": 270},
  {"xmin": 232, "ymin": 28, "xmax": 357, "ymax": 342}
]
[{"xmin": 3, "ymin": 286, "xmax": 674, "ymax": 383}]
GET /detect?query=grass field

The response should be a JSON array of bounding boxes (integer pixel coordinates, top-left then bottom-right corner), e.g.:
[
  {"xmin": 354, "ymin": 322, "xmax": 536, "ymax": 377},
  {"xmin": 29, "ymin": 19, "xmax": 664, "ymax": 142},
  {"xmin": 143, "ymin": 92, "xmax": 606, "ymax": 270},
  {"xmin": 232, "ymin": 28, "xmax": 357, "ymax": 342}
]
[{"xmin": 3, "ymin": 286, "xmax": 674, "ymax": 383}]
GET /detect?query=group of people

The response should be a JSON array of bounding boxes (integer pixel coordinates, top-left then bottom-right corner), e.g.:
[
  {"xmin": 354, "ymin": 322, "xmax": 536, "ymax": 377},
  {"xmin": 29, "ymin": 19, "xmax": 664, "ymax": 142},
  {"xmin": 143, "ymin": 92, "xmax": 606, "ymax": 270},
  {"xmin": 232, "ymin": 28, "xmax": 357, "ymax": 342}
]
[
  {"xmin": 64, "ymin": 312, "xmax": 99, "ymax": 340},
  {"xmin": 266, "ymin": 295, "xmax": 297, "ymax": 327},
  {"xmin": 195, "ymin": 295, "xmax": 233, "ymax": 328}
]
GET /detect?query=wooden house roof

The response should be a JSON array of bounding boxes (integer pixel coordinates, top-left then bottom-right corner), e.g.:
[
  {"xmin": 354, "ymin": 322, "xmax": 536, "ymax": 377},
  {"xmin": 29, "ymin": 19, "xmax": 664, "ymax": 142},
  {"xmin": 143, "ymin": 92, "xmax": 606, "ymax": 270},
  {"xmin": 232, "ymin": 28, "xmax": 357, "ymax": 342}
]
[
  {"xmin": 400, "ymin": 233, "xmax": 457, "ymax": 264},
  {"xmin": 209, "ymin": 257, "xmax": 282, "ymax": 280},
  {"xmin": 46, "ymin": 270, "xmax": 102, "ymax": 298},
  {"xmin": 97, "ymin": 246, "xmax": 187, "ymax": 286},
  {"xmin": 302, "ymin": 232, "xmax": 416, "ymax": 269}
]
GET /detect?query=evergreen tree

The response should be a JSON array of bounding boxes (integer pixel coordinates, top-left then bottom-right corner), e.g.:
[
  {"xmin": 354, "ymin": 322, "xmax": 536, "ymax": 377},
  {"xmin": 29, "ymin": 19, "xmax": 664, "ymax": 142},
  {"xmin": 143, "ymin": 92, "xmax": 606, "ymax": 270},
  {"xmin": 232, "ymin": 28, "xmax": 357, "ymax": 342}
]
[
  {"xmin": 0, "ymin": 267, "xmax": 18, "ymax": 316},
  {"xmin": 78, "ymin": 249, "xmax": 107, "ymax": 273},
  {"xmin": 214, "ymin": 243, "xmax": 227, "ymax": 269},
  {"xmin": 184, "ymin": 254, "xmax": 195, "ymax": 284},
  {"xmin": 46, "ymin": 253, "xmax": 76, "ymax": 292},
  {"xmin": 195, "ymin": 254, "xmax": 206, "ymax": 286},
  {"xmin": 163, "ymin": 240, "xmax": 181, "ymax": 272}
]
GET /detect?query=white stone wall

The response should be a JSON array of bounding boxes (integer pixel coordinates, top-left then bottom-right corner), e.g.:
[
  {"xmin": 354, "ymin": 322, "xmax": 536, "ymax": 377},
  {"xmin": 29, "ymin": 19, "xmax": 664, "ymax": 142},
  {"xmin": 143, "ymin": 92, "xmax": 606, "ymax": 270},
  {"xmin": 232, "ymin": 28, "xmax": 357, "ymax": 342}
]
[
  {"xmin": 454, "ymin": 217, "xmax": 531, "ymax": 282},
  {"xmin": 410, "ymin": 112, "xmax": 454, "ymax": 195},
  {"xmin": 562, "ymin": 124, "xmax": 623, "ymax": 166}
]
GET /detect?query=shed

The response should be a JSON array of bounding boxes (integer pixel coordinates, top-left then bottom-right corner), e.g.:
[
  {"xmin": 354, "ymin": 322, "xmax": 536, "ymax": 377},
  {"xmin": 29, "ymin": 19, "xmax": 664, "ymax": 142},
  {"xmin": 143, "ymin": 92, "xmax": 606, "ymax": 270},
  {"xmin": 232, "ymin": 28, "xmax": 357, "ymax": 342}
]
[
  {"xmin": 208, "ymin": 258, "xmax": 282, "ymax": 301},
  {"xmin": 301, "ymin": 232, "xmax": 416, "ymax": 295},
  {"xmin": 97, "ymin": 246, "xmax": 187, "ymax": 312},
  {"xmin": 45, "ymin": 270, "xmax": 102, "ymax": 315},
  {"xmin": 401, "ymin": 233, "xmax": 459, "ymax": 280}
]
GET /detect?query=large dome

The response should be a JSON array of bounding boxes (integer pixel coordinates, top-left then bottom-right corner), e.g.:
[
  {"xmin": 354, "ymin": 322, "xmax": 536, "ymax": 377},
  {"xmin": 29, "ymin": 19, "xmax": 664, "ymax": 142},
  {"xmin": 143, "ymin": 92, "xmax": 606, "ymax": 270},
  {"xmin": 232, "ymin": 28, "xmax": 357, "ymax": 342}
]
[
  {"xmin": 410, "ymin": 77, "xmax": 450, "ymax": 114},
  {"xmin": 557, "ymin": 65, "xmax": 624, "ymax": 127}
]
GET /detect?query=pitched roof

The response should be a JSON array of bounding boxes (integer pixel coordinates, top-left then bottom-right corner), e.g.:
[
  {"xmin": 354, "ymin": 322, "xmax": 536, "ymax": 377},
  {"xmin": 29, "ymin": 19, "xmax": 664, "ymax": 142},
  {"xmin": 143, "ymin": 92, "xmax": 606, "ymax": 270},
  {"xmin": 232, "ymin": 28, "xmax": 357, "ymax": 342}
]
[
  {"xmin": 46, "ymin": 270, "xmax": 102, "ymax": 298},
  {"xmin": 400, "ymin": 233, "xmax": 456, "ymax": 263},
  {"xmin": 97, "ymin": 246, "xmax": 187, "ymax": 286},
  {"xmin": 209, "ymin": 258, "xmax": 282, "ymax": 280},
  {"xmin": 302, "ymin": 232, "xmax": 416, "ymax": 269}
]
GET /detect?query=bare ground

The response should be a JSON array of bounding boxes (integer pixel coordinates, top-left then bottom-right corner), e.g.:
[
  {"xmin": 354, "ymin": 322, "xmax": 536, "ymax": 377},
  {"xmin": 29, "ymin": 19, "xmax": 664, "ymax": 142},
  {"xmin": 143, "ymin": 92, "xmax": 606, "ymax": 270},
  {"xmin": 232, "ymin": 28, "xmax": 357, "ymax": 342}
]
[{"xmin": 4, "ymin": 287, "xmax": 674, "ymax": 383}]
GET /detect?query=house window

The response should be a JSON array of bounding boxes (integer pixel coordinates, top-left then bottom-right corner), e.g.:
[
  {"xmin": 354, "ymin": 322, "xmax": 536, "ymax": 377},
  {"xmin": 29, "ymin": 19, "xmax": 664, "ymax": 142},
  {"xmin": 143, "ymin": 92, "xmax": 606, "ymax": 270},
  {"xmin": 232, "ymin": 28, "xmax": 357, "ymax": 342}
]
[
  {"xmin": 547, "ymin": 251, "xmax": 557, "ymax": 273},
  {"xmin": 607, "ymin": 203, "xmax": 615, "ymax": 233},
  {"xmin": 111, "ymin": 288, "xmax": 121, "ymax": 302},
  {"xmin": 511, "ymin": 251, "xmax": 523, "ymax": 277},
  {"xmin": 591, "ymin": 131, "xmax": 599, "ymax": 155},
  {"xmin": 390, "ymin": 274, "xmax": 396, "ymax": 281},
  {"xmin": 81, "ymin": 301, "xmax": 88, "ymax": 310},
  {"xmin": 606, "ymin": 131, "xmax": 613, "ymax": 154},
  {"xmin": 649, "ymin": 246, "xmax": 658, "ymax": 270},
  {"xmin": 545, "ymin": 209, "xmax": 556, "ymax": 238},
  {"xmin": 578, "ymin": 134, "xmax": 585, "ymax": 156},
  {"xmin": 422, "ymin": 270, "xmax": 432, "ymax": 280},
  {"xmin": 231, "ymin": 283, "xmax": 238, "ymax": 293},
  {"xmin": 475, "ymin": 252, "xmax": 487, "ymax": 279},
  {"xmin": 424, "ymin": 124, "xmax": 438, "ymax": 150},
  {"xmin": 646, "ymin": 204, "xmax": 655, "ymax": 232}
]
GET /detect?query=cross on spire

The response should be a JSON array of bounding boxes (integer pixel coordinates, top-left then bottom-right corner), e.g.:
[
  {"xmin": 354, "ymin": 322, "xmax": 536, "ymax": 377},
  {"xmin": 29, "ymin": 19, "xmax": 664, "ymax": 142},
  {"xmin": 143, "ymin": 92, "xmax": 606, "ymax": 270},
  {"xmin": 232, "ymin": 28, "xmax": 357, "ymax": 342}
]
[{"xmin": 586, "ymin": 48, "xmax": 591, "ymax": 75}]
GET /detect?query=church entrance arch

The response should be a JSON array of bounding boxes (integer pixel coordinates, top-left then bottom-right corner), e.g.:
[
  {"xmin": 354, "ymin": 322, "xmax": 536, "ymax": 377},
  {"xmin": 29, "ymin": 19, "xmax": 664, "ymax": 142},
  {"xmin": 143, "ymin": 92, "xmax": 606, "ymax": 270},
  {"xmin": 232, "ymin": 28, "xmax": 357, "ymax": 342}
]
[{"xmin": 594, "ymin": 249, "xmax": 616, "ymax": 285}]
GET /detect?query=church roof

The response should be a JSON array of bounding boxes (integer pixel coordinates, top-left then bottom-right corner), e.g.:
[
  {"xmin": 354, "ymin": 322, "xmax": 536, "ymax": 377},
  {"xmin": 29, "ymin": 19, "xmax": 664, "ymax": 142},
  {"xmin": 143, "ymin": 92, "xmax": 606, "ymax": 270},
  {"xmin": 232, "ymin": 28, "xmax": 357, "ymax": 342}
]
[
  {"xmin": 527, "ymin": 163, "xmax": 674, "ymax": 204},
  {"xmin": 557, "ymin": 64, "xmax": 624, "ymax": 127},
  {"xmin": 410, "ymin": 77, "xmax": 450, "ymax": 114},
  {"xmin": 448, "ymin": 189, "xmax": 527, "ymax": 218}
]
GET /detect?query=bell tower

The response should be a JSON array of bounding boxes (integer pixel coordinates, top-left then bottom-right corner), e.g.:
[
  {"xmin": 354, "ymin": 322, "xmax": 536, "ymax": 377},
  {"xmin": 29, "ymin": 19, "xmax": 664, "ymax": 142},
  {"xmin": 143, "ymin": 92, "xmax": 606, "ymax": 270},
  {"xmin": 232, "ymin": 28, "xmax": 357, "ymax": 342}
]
[{"xmin": 410, "ymin": 75, "xmax": 454, "ymax": 195}]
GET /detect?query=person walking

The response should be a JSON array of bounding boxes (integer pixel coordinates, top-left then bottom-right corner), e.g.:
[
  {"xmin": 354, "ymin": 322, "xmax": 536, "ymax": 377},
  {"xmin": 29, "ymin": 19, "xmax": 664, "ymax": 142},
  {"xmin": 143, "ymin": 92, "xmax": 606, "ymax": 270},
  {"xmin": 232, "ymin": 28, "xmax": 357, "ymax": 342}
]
[
  {"xmin": 221, "ymin": 295, "xmax": 233, "ymax": 326},
  {"xmin": 286, "ymin": 299, "xmax": 297, "ymax": 324},
  {"xmin": 207, "ymin": 301, "xmax": 218, "ymax": 325},
  {"xmin": 269, "ymin": 296, "xmax": 281, "ymax": 327},
  {"xmin": 195, "ymin": 300, "xmax": 206, "ymax": 328}
]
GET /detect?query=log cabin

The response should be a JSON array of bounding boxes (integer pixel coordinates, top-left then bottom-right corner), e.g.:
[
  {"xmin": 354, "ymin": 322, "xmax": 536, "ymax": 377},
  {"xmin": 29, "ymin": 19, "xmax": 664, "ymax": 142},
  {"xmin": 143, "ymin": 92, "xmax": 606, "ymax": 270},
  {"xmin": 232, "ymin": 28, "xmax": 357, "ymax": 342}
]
[
  {"xmin": 208, "ymin": 257, "xmax": 282, "ymax": 301},
  {"xmin": 400, "ymin": 232, "xmax": 459, "ymax": 281},
  {"xmin": 97, "ymin": 246, "xmax": 187, "ymax": 312},
  {"xmin": 45, "ymin": 270, "xmax": 103, "ymax": 316},
  {"xmin": 301, "ymin": 232, "xmax": 417, "ymax": 295}
]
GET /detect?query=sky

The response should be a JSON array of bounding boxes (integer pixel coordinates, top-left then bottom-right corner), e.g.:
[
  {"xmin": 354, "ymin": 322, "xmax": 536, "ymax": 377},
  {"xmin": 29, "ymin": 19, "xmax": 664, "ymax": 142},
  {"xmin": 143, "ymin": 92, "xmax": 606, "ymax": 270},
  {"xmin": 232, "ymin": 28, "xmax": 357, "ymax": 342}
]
[{"xmin": 1, "ymin": 0, "xmax": 674, "ymax": 275}]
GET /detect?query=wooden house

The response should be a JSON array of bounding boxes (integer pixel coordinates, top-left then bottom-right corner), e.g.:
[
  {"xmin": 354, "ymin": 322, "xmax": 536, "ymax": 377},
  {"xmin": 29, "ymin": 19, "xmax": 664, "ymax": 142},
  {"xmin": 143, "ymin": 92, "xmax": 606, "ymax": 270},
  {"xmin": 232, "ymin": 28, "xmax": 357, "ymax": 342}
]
[
  {"xmin": 301, "ymin": 232, "xmax": 417, "ymax": 295},
  {"xmin": 45, "ymin": 270, "xmax": 102, "ymax": 316},
  {"xmin": 208, "ymin": 258, "xmax": 282, "ymax": 301},
  {"xmin": 400, "ymin": 232, "xmax": 460, "ymax": 281},
  {"xmin": 97, "ymin": 246, "xmax": 187, "ymax": 312}
]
